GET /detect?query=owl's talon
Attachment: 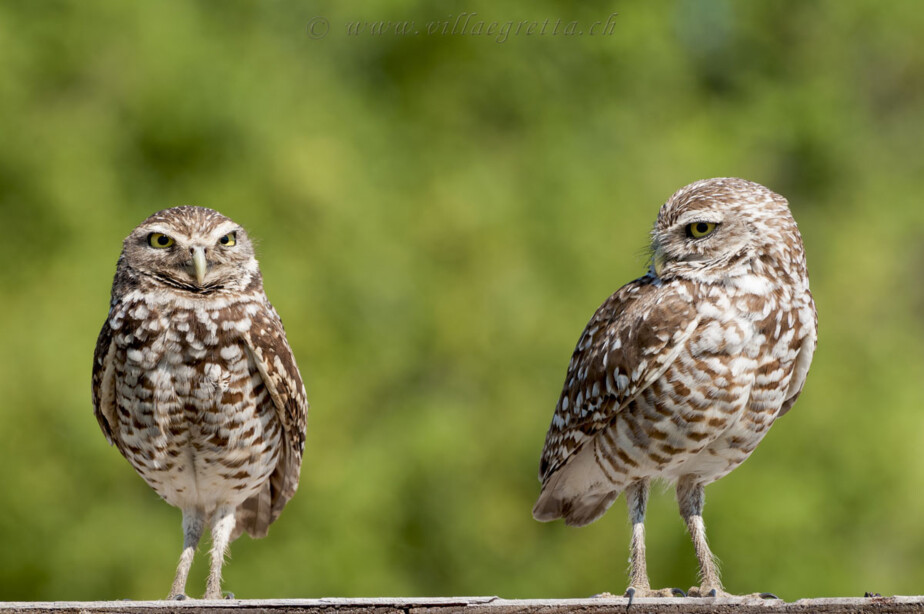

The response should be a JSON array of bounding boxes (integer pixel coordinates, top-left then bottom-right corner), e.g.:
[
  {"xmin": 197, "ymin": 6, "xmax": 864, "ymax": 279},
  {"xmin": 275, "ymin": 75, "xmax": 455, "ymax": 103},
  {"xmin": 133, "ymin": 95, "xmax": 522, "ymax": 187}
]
[
  {"xmin": 172, "ymin": 594, "xmax": 188, "ymax": 601},
  {"xmin": 671, "ymin": 588, "xmax": 687, "ymax": 598},
  {"xmin": 223, "ymin": 591, "xmax": 235, "ymax": 600},
  {"xmin": 707, "ymin": 589, "xmax": 717, "ymax": 598},
  {"xmin": 760, "ymin": 593, "xmax": 779, "ymax": 600}
]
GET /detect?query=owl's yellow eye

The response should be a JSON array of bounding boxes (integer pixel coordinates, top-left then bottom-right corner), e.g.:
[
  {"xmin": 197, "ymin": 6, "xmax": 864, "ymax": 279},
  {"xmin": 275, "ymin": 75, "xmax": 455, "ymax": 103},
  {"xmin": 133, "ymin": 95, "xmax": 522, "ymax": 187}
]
[
  {"xmin": 218, "ymin": 232, "xmax": 237, "ymax": 247},
  {"xmin": 686, "ymin": 222, "xmax": 718, "ymax": 239},
  {"xmin": 148, "ymin": 233, "xmax": 175, "ymax": 248}
]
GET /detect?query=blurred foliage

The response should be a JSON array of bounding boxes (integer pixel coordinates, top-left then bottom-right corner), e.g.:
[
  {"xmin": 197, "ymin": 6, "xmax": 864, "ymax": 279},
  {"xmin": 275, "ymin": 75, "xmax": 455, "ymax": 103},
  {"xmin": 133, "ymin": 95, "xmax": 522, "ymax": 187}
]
[{"xmin": 1, "ymin": 0, "xmax": 924, "ymax": 602}]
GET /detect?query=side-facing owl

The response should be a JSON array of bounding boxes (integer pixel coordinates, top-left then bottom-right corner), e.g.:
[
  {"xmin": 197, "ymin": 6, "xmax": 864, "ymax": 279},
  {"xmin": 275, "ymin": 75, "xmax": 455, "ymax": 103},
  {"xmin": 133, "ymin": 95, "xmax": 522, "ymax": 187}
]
[{"xmin": 533, "ymin": 178, "xmax": 816, "ymax": 598}]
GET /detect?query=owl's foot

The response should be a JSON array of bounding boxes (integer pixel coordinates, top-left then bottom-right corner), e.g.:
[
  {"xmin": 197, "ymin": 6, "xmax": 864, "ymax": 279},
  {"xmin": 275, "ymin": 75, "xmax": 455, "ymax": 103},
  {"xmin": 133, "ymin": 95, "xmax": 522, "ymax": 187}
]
[
  {"xmin": 626, "ymin": 587, "xmax": 687, "ymax": 598},
  {"xmin": 625, "ymin": 586, "xmax": 687, "ymax": 604},
  {"xmin": 686, "ymin": 586, "xmax": 729, "ymax": 598},
  {"xmin": 686, "ymin": 587, "xmax": 780, "ymax": 600},
  {"xmin": 169, "ymin": 593, "xmax": 189, "ymax": 601}
]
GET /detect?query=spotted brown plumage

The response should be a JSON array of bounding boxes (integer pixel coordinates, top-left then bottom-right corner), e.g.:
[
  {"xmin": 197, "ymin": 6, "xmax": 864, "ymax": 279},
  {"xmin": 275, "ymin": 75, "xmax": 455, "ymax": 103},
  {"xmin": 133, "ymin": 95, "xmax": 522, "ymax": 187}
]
[
  {"xmin": 533, "ymin": 178, "xmax": 817, "ymax": 598},
  {"xmin": 92, "ymin": 206, "xmax": 308, "ymax": 599}
]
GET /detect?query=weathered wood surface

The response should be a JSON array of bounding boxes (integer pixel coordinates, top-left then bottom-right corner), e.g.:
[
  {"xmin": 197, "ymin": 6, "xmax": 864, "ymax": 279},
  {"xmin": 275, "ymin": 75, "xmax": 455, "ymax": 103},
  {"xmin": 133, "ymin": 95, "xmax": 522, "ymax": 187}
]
[{"xmin": 2, "ymin": 596, "xmax": 923, "ymax": 614}]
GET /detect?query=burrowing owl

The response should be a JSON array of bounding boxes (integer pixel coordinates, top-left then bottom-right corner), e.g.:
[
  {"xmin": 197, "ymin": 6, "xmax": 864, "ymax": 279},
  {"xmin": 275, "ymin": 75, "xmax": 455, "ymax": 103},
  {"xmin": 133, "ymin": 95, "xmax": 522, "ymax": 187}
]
[
  {"xmin": 92, "ymin": 206, "xmax": 308, "ymax": 599},
  {"xmin": 533, "ymin": 178, "xmax": 817, "ymax": 598}
]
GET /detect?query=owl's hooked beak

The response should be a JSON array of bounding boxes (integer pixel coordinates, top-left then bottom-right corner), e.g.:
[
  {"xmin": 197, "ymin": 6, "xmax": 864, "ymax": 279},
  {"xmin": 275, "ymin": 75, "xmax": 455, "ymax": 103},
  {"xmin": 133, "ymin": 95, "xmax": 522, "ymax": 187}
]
[
  {"xmin": 653, "ymin": 246, "xmax": 667, "ymax": 278},
  {"xmin": 192, "ymin": 246, "xmax": 208, "ymax": 285}
]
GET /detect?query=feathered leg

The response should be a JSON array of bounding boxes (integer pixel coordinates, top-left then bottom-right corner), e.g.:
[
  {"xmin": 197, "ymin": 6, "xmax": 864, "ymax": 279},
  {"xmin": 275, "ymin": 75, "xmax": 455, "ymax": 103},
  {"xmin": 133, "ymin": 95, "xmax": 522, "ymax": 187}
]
[
  {"xmin": 204, "ymin": 505, "xmax": 236, "ymax": 599},
  {"xmin": 677, "ymin": 475, "xmax": 725, "ymax": 597},
  {"xmin": 622, "ymin": 479, "xmax": 684, "ymax": 601},
  {"xmin": 169, "ymin": 508, "xmax": 205, "ymax": 599},
  {"xmin": 626, "ymin": 479, "xmax": 651, "ymax": 594}
]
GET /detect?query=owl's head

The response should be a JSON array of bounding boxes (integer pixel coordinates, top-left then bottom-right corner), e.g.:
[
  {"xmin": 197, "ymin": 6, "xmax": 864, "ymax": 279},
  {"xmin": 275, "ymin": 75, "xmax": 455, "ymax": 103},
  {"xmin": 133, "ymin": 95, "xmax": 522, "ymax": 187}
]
[
  {"xmin": 649, "ymin": 177, "xmax": 804, "ymax": 285},
  {"xmin": 117, "ymin": 206, "xmax": 260, "ymax": 295}
]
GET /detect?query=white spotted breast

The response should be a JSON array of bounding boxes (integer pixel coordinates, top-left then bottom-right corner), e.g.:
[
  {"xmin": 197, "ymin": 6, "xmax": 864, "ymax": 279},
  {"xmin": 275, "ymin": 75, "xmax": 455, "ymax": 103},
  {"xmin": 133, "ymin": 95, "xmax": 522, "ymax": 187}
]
[
  {"xmin": 596, "ymin": 281, "xmax": 808, "ymax": 486},
  {"xmin": 107, "ymin": 291, "xmax": 282, "ymax": 511}
]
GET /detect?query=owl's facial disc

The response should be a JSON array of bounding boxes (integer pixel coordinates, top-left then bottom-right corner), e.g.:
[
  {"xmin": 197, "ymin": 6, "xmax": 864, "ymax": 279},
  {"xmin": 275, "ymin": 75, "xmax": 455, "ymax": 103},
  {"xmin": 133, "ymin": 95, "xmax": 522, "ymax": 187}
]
[
  {"xmin": 651, "ymin": 207, "xmax": 747, "ymax": 278},
  {"xmin": 131, "ymin": 219, "xmax": 249, "ymax": 291}
]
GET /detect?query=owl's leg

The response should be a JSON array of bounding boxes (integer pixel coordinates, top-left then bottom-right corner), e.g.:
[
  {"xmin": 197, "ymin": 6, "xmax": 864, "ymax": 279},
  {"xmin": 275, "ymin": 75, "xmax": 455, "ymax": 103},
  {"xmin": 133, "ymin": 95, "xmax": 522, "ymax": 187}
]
[
  {"xmin": 621, "ymin": 479, "xmax": 685, "ymax": 602},
  {"xmin": 625, "ymin": 478, "xmax": 651, "ymax": 595},
  {"xmin": 676, "ymin": 476, "xmax": 726, "ymax": 597},
  {"xmin": 203, "ymin": 505, "xmax": 237, "ymax": 600},
  {"xmin": 169, "ymin": 508, "xmax": 205, "ymax": 600}
]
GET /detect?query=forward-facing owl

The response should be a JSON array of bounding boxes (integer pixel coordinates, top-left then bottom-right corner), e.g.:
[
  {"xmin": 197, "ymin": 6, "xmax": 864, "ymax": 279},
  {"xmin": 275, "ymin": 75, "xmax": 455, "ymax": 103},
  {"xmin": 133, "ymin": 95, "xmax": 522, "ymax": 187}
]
[
  {"xmin": 533, "ymin": 178, "xmax": 816, "ymax": 598},
  {"xmin": 92, "ymin": 206, "xmax": 308, "ymax": 599}
]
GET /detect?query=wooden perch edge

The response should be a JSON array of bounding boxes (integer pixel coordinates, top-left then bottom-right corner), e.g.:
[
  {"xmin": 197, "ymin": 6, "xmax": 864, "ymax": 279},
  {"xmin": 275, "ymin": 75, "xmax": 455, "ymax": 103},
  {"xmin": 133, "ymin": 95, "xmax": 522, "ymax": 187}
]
[{"xmin": 2, "ymin": 596, "xmax": 923, "ymax": 614}]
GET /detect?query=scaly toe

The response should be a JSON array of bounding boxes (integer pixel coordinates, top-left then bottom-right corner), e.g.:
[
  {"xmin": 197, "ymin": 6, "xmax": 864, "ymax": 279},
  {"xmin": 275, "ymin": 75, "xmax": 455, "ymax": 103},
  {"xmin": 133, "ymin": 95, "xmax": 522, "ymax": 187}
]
[
  {"xmin": 687, "ymin": 586, "xmax": 729, "ymax": 598},
  {"xmin": 624, "ymin": 587, "xmax": 683, "ymax": 610},
  {"xmin": 624, "ymin": 587, "xmax": 686, "ymax": 599},
  {"xmin": 739, "ymin": 592, "xmax": 783, "ymax": 600}
]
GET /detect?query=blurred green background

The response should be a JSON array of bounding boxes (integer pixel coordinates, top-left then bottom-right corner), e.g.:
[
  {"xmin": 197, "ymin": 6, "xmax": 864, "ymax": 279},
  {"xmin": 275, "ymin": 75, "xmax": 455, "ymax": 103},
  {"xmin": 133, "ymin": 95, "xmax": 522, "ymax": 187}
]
[{"xmin": 1, "ymin": 0, "xmax": 924, "ymax": 602}]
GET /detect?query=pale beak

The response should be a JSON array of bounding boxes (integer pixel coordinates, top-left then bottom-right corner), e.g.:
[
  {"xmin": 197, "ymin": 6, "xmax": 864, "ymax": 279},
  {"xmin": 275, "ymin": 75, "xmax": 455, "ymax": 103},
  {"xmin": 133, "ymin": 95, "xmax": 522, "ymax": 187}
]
[
  {"xmin": 192, "ymin": 246, "xmax": 207, "ymax": 285},
  {"xmin": 653, "ymin": 246, "xmax": 667, "ymax": 278}
]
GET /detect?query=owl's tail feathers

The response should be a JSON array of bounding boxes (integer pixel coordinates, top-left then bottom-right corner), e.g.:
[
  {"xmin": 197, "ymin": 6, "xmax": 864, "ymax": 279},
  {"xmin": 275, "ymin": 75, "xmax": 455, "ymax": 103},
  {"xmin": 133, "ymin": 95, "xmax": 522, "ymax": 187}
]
[
  {"xmin": 233, "ymin": 483, "xmax": 273, "ymax": 540},
  {"xmin": 233, "ymin": 446, "xmax": 303, "ymax": 541},
  {"xmin": 533, "ymin": 486, "xmax": 619, "ymax": 527},
  {"xmin": 532, "ymin": 447, "xmax": 621, "ymax": 527}
]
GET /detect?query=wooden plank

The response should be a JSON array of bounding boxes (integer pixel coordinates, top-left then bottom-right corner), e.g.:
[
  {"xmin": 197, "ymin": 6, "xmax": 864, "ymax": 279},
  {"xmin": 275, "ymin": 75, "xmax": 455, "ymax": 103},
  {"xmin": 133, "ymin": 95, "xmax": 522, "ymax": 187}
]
[{"xmin": 2, "ymin": 596, "xmax": 922, "ymax": 614}]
